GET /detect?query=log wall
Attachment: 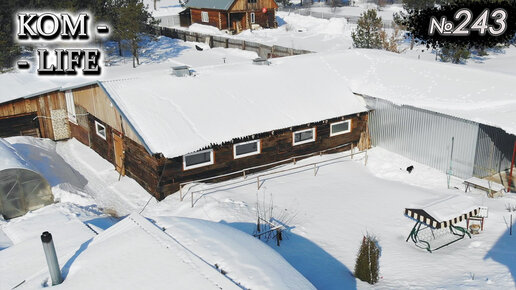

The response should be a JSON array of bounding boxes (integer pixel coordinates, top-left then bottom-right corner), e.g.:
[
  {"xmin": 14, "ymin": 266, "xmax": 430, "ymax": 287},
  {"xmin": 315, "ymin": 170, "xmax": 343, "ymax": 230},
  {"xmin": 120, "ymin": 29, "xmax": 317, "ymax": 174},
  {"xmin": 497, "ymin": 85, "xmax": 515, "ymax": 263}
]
[{"xmin": 157, "ymin": 113, "xmax": 368, "ymax": 198}]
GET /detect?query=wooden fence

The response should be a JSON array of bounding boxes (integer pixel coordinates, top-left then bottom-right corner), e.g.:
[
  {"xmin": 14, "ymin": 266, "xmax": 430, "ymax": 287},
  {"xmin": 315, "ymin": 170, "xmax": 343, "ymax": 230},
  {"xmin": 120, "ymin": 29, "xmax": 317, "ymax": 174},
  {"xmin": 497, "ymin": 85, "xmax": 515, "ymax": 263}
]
[{"xmin": 156, "ymin": 26, "xmax": 313, "ymax": 59}]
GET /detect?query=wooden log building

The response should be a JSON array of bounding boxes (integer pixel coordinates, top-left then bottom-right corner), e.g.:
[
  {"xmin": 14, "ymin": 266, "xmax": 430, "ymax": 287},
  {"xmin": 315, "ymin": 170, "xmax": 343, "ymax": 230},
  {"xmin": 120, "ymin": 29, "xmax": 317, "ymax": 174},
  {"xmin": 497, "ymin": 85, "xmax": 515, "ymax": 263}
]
[
  {"xmin": 0, "ymin": 57, "xmax": 370, "ymax": 201},
  {"xmin": 182, "ymin": 0, "xmax": 278, "ymax": 33}
]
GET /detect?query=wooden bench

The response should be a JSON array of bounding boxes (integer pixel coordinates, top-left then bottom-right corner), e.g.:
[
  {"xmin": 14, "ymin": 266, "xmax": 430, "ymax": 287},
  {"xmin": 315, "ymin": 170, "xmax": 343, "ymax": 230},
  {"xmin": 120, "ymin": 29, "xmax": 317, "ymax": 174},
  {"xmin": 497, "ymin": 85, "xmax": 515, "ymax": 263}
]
[{"xmin": 464, "ymin": 177, "xmax": 505, "ymax": 196}]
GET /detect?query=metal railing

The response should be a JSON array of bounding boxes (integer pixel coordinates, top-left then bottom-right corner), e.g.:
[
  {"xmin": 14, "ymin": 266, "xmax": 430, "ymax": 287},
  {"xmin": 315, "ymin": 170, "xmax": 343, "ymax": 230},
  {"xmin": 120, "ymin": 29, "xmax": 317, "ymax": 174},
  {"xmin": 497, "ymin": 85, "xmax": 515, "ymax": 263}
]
[{"xmin": 179, "ymin": 144, "xmax": 368, "ymax": 207}]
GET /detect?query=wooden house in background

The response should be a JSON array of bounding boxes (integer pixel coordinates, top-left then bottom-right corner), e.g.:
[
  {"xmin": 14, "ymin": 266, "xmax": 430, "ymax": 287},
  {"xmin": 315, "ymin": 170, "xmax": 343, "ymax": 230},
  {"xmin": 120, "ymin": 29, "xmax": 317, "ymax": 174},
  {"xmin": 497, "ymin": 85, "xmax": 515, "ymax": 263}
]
[
  {"xmin": 183, "ymin": 0, "xmax": 278, "ymax": 33},
  {"xmin": 0, "ymin": 55, "xmax": 370, "ymax": 201}
]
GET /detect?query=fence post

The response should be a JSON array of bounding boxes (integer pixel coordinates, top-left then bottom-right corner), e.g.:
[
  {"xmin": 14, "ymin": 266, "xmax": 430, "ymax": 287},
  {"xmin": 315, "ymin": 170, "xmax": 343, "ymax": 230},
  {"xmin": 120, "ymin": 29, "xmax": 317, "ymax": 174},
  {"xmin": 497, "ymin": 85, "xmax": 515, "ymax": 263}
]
[
  {"xmin": 191, "ymin": 191, "xmax": 194, "ymax": 208},
  {"xmin": 243, "ymin": 170, "xmax": 246, "ymax": 179},
  {"xmin": 180, "ymin": 184, "xmax": 183, "ymax": 201},
  {"xmin": 257, "ymin": 176, "xmax": 260, "ymax": 190},
  {"xmin": 351, "ymin": 144, "xmax": 354, "ymax": 159},
  {"xmin": 313, "ymin": 164, "xmax": 317, "ymax": 176}
]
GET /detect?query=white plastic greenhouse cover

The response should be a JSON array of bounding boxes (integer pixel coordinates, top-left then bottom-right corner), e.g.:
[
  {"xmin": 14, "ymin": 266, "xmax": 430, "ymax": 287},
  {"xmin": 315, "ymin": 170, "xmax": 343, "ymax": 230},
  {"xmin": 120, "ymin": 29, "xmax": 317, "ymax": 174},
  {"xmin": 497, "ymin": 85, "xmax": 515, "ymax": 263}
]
[{"xmin": 0, "ymin": 138, "xmax": 53, "ymax": 219}]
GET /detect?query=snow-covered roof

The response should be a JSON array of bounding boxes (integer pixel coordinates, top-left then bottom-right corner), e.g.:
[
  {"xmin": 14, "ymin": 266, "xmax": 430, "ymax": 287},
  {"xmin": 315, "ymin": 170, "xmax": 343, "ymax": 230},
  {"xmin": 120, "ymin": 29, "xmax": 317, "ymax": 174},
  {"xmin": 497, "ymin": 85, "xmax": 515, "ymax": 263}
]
[
  {"xmin": 0, "ymin": 72, "xmax": 96, "ymax": 104},
  {"xmin": 319, "ymin": 49, "xmax": 516, "ymax": 136},
  {"xmin": 58, "ymin": 213, "xmax": 314, "ymax": 289},
  {"xmin": 156, "ymin": 216, "xmax": 316, "ymax": 289},
  {"xmin": 409, "ymin": 193, "xmax": 480, "ymax": 222},
  {"xmin": 100, "ymin": 56, "xmax": 368, "ymax": 157},
  {"xmin": 0, "ymin": 73, "xmax": 61, "ymax": 104},
  {"xmin": 185, "ymin": 0, "xmax": 235, "ymax": 10},
  {"xmin": 0, "ymin": 138, "xmax": 35, "ymax": 172}
]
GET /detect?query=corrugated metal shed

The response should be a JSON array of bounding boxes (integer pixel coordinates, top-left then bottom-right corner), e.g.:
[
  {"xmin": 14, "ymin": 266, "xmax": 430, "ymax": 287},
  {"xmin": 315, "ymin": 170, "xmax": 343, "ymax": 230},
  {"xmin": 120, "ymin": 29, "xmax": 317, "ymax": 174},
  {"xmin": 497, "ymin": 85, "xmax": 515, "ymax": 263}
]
[
  {"xmin": 186, "ymin": 0, "xmax": 236, "ymax": 10},
  {"xmin": 365, "ymin": 96, "xmax": 478, "ymax": 179},
  {"xmin": 474, "ymin": 124, "xmax": 516, "ymax": 178},
  {"xmin": 365, "ymin": 95, "xmax": 516, "ymax": 181}
]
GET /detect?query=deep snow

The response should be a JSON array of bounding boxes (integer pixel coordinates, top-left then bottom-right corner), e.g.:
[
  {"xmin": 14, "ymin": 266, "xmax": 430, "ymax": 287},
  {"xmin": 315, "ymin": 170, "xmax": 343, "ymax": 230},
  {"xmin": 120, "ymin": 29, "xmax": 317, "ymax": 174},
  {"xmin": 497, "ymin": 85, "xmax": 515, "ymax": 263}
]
[{"xmin": 2, "ymin": 137, "xmax": 515, "ymax": 289}]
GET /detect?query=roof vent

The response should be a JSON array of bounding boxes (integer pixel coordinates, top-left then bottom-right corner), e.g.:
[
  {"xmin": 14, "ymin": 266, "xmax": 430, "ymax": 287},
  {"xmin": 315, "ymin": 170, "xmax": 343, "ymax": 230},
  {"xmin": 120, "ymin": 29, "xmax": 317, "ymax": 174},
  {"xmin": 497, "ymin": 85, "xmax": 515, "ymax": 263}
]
[
  {"xmin": 172, "ymin": 65, "xmax": 191, "ymax": 77},
  {"xmin": 252, "ymin": 58, "xmax": 270, "ymax": 66}
]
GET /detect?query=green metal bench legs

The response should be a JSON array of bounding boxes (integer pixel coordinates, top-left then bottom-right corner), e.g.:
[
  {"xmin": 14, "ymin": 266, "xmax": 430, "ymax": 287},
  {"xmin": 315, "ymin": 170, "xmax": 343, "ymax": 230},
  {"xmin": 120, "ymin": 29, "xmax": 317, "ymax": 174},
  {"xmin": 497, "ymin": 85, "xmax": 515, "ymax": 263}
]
[{"xmin": 406, "ymin": 221, "xmax": 471, "ymax": 253}]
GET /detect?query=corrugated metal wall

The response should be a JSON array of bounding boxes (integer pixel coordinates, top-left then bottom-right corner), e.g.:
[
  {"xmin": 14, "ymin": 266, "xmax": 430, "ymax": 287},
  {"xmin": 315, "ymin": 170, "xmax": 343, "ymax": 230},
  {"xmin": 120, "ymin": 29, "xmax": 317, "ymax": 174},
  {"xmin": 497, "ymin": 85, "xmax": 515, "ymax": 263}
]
[
  {"xmin": 365, "ymin": 97, "xmax": 479, "ymax": 179},
  {"xmin": 474, "ymin": 124, "xmax": 516, "ymax": 178}
]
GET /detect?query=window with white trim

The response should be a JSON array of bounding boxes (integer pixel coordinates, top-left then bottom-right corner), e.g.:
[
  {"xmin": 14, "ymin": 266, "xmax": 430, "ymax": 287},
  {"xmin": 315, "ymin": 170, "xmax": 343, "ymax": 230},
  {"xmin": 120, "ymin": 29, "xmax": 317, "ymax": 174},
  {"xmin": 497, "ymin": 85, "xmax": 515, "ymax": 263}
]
[
  {"xmin": 293, "ymin": 128, "xmax": 316, "ymax": 146},
  {"xmin": 234, "ymin": 140, "xmax": 260, "ymax": 159},
  {"xmin": 201, "ymin": 11, "xmax": 209, "ymax": 23},
  {"xmin": 330, "ymin": 120, "xmax": 351, "ymax": 136},
  {"xmin": 250, "ymin": 12, "xmax": 256, "ymax": 24},
  {"xmin": 95, "ymin": 121, "xmax": 107, "ymax": 140},
  {"xmin": 183, "ymin": 149, "xmax": 214, "ymax": 170},
  {"xmin": 65, "ymin": 90, "xmax": 77, "ymax": 124}
]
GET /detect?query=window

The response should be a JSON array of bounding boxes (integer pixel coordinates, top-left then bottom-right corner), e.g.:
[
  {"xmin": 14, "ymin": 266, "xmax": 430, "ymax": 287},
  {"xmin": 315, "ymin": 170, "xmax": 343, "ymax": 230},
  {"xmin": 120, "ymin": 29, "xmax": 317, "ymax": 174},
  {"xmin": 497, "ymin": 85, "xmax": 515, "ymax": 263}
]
[
  {"xmin": 293, "ymin": 128, "xmax": 316, "ymax": 146},
  {"xmin": 201, "ymin": 11, "xmax": 209, "ymax": 23},
  {"xmin": 250, "ymin": 12, "xmax": 256, "ymax": 24},
  {"xmin": 95, "ymin": 121, "xmax": 107, "ymax": 140},
  {"xmin": 248, "ymin": 0, "xmax": 257, "ymax": 3},
  {"xmin": 330, "ymin": 120, "xmax": 351, "ymax": 136},
  {"xmin": 183, "ymin": 149, "xmax": 214, "ymax": 170},
  {"xmin": 234, "ymin": 140, "xmax": 260, "ymax": 159},
  {"xmin": 65, "ymin": 90, "xmax": 77, "ymax": 124}
]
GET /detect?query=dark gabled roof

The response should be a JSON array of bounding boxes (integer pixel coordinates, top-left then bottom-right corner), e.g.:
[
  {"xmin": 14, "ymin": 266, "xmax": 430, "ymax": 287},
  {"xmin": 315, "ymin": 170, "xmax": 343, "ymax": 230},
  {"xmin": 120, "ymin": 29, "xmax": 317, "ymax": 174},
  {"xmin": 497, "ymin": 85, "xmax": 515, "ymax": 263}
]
[{"xmin": 185, "ymin": 0, "xmax": 236, "ymax": 10}]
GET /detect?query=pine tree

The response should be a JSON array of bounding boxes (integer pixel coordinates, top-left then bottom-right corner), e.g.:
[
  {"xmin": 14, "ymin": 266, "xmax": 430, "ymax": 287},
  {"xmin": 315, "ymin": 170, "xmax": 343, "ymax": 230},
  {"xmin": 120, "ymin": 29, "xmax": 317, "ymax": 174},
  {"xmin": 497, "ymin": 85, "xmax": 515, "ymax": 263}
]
[
  {"xmin": 351, "ymin": 9, "xmax": 383, "ymax": 49},
  {"xmin": 117, "ymin": 0, "xmax": 159, "ymax": 68},
  {"xmin": 354, "ymin": 234, "xmax": 380, "ymax": 285},
  {"xmin": 439, "ymin": 44, "xmax": 471, "ymax": 64}
]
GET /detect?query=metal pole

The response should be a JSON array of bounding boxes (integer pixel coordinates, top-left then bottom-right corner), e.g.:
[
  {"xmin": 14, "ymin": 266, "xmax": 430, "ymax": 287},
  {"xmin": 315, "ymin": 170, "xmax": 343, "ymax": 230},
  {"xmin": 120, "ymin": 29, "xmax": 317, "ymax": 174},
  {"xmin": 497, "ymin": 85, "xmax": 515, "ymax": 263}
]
[
  {"xmin": 41, "ymin": 232, "xmax": 63, "ymax": 286},
  {"xmin": 447, "ymin": 137, "xmax": 455, "ymax": 189},
  {"xmin": 509, "ymin": 141, "xmax": 516, "ymax": 192}
]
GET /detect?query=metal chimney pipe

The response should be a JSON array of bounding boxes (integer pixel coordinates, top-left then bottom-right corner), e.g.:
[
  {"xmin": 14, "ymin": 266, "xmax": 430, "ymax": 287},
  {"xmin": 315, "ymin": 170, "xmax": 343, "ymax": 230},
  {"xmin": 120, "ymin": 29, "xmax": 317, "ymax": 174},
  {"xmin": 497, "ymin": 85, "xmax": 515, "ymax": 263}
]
[{"xmin": 41, "ymin": 231, "xmax": 63, "ymax": 285}]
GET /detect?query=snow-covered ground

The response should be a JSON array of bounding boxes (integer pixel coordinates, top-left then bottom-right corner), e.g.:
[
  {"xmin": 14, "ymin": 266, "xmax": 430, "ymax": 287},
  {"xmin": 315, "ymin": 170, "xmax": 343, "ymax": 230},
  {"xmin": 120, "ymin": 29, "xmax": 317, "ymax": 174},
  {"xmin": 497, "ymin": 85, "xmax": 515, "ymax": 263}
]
[
  {"xmin": 1, "ymin": 136, "xmax": 515, "ymax": 289},
  {"xmin": 0, "ymin": 137, "xmax": 314, "ymax": 289}
]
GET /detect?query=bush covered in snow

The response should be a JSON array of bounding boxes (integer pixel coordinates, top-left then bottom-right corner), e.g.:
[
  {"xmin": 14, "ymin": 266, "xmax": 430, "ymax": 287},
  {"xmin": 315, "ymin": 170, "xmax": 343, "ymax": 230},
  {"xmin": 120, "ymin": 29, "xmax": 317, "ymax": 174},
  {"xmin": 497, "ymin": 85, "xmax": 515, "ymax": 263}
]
[{"xmin": 354, "ymin": 234, "xmax": 380, "ymax": 284}]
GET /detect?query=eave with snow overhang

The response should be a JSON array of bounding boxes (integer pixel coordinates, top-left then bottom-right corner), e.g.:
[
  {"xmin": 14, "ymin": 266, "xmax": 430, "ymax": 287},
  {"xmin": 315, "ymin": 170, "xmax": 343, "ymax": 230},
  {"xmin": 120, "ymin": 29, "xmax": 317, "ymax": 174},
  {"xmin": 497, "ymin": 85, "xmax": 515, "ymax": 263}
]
[{"xmin": 96, "ymin": 56, "xmax": 369, "ymax": 199}]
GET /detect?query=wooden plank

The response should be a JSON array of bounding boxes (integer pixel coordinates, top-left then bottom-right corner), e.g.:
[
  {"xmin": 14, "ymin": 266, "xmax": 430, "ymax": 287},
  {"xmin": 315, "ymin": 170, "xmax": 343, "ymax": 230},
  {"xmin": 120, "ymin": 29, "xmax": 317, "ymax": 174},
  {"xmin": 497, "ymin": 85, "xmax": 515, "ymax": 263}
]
[{"xmin": 113, "ymin": 132, "xmax": 125, "ymax": 175}]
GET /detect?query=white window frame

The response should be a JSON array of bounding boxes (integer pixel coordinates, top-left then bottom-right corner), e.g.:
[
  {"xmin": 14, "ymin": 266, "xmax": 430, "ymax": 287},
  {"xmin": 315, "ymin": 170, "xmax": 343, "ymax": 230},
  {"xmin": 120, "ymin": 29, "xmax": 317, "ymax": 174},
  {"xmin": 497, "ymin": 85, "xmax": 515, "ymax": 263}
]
[
  {"xmin": 65, "ymin": 90, "xmax": 77, "ymax": 124},
  {"xmin": 292, "ymin": 128, "xmax": 316, "ymax": 146},
  {"xmin": 330, "ymin": 120, "xmax": 352, "ymax": 137},
  {"xmin": 95, "ymin": 120, "xmax": 107, "ymax": 140},
  {"xmin": 250, "ymin": 12, "xmax": 256, "ymax": 24},
  {"xmin": 183, "ymin": 149, "xmax": 214, "ymax": 170},
  {"xmin": 201, "ymin": 11, "xmax": 209, "ymax": 23},
  {"xmin": 233, "ymin": 140, "xmax": 261, "ymax": 159}
]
